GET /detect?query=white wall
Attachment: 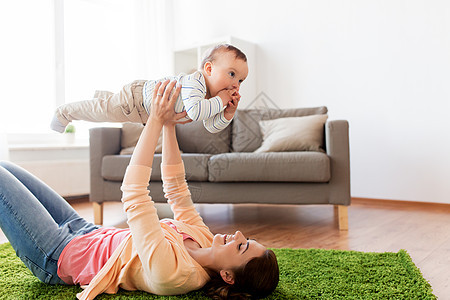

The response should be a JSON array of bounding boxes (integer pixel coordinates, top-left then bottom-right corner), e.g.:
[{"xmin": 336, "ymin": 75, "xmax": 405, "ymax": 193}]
[{"xmin": 173, "ymin": 0, "xmax": 450, "ymax": 203}]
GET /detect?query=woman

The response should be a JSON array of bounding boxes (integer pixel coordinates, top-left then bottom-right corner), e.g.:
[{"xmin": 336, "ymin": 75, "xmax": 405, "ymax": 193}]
[{"xmin": 0, "ymin": 80, "xmax": 279, "ymax": 299}]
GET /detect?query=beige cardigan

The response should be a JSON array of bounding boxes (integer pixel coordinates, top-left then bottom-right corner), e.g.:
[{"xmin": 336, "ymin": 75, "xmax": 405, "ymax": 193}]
[{"xmin": 77, "ymin": 163, "xmax": 214, "ymax": 299}]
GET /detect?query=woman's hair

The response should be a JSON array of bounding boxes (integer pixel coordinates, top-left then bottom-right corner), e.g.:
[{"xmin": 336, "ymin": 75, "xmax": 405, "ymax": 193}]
[
  {"xmin": 204, "ymin": 249, "xmax": 279, "ymax": 299},
  {"xmin": 200, "ymin": 44, "xmax": 247, "ymax": 69}
]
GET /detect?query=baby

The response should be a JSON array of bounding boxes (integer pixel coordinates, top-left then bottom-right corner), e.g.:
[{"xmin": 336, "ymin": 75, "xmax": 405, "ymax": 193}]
[{"xmin": 51, "ymin": 44, "xmax": 248, "ymax": 134}]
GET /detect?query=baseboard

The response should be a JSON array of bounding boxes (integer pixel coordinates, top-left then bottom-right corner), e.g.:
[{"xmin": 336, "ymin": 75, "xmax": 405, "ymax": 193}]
[
  {"xmin": 63, "ymin": 195, "xmax": 450, "ymax": 209},
  {"xmin": 352, "ymin": 197, "xmax": 450, "ymax": 208}
]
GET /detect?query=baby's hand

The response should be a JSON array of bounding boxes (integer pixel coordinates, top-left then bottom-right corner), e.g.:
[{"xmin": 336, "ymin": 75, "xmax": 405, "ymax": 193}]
[
  {"xmin": 224, "ymin": 90, "xmax": 241, "ymax": 120},
  {"xmin": 217, "ymin": 89, "xmax": 237, "ymax": 107},
  {"xmin": 229, "ymin": 89, "xmax": 240, "ymax": 102}
]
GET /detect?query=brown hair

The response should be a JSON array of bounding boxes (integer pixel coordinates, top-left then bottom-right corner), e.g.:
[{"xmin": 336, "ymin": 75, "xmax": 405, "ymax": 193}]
[
  {"xmin": 200, "ymin": 44, "xmax": 247, "ymax": 69},
  {"xmin": 203, "ymin": 249, "xmax": 279, "ymax": 299}
]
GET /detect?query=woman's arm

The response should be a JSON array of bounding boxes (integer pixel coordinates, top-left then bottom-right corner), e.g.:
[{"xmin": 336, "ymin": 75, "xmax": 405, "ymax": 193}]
[
  {"xmin": 162, "ymin": 124, "xmax": 182, "ymax": 165},
  {"xmin": 122, "ymin": 78, "xmax": 184, "ymax": 220},
  {"xmin": 160, "ymin": 120, "xmax": 209, "ymax": 227},
  {"xmin": 121, "ymin": 80, "xmax": 194, "ymax": 284}
]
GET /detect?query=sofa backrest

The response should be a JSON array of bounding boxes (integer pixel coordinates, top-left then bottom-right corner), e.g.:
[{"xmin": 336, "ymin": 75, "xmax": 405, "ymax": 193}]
[
  {"xmin": 176, "ymin": 120, "xmax": 232, "ymax": 154},
  {"xmin": 231, "ymin": 106, "xmax": 328, "ymax": 152},
  {"xmin": 172, "ymin": 106, "xmax": 328, "ymax": 154}
]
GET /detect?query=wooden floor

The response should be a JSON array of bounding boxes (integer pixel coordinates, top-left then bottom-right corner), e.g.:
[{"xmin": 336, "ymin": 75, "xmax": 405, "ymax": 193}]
[{"xmin": 1, "ymin": 198, "xmax": 449, "ymax": 298}]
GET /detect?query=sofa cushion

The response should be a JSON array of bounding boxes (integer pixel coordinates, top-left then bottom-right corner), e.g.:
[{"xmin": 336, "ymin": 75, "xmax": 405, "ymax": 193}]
[
  {"xmin": 182, "ymin": 154, "xmax": 212, "ymax": 182},
  {"xmin": 232, "ymin": 106, "xmax": 328, "ymax": 152},
  {"xmin": 208, "ymin": 152, "xmax": 330, "ymax": 182},
  {"xmin": 176, "ymin": 120, "xmax": 231, "ymax": 154},
  {"xmin": 102, "ymin": 153, "xmax": 211, "ymax": 182},
  {"xmin": 255, "ymin": 115, "xmax": 328, "ymax": 153}
]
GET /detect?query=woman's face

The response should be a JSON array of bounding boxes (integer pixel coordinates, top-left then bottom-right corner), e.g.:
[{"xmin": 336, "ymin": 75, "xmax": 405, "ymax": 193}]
[{"xmin": 210, "ymin": 231, "xmax": 266, "ymax": 272}]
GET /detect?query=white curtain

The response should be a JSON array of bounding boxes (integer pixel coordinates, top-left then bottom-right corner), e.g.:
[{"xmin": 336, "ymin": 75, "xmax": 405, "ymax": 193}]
[
  {"xmin": 64, "ymin": 0, "xmax": 174, "ymax": 100},
  {"xmin": 62, "ymin": 0, "xmax": 174, "ymax": 138},
  {"xmin": 135, "ymin": 0, "xmax": 174, "ymax": 79}
]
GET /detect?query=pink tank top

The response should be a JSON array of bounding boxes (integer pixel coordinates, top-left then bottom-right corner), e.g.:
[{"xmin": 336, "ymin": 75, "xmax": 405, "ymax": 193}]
[
  {"xmin": 160, "ymin": 220, "xmax": 196, "ymax": 241},
  {"xmin": 57, "ymin": 227, "xmax": 131, "ymax": 285}
]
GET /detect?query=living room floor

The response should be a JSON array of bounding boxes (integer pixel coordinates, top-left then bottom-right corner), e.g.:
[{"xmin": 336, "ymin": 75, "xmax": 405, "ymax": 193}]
[{"xmin": 1, "ymin": 198, "xmax": 449, "ymax": 298}]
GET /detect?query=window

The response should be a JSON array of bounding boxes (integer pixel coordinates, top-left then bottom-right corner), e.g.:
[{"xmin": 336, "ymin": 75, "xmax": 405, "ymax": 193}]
[
  {"xmin": 0, "ymin": 0, "xmax": 55, "ymax": 134},
  {"xmin": 1, "ymin": 0, "xmax": 172, "ymax": 140},
  {"xmin": 64, "ymin": 0, "xmax": 141, "ymax": 103}
]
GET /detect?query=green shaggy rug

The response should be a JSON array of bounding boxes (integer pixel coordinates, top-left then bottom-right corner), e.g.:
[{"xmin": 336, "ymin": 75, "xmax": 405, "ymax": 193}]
[{"xmin": 0, "ymin": 243, "xmax": 435, "ymax": 299}]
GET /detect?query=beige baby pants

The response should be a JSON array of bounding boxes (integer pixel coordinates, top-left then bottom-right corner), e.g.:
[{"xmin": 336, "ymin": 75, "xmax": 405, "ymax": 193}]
[{"xmin": 54, "ymin": 80, "xmax": 149, "ymax": 127}]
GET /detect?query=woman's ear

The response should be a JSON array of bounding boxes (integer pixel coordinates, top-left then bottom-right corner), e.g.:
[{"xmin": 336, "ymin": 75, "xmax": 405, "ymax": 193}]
[
  {"xmin": 219, "ymin": 270, "xmax": 235, "ymax": 285},
  {"xmin": 203, "ymin": 61, "xmax": 212, "ymax": 76}
]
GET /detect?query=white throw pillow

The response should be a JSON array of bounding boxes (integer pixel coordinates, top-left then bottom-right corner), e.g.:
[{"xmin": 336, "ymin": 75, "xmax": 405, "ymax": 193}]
[{"xmin": 255, "ymin": 114, "xmax": 328, "ymax": 153}]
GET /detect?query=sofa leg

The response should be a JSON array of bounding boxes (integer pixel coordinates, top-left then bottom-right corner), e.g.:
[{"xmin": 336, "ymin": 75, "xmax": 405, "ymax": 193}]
[
  {"xmin": 93, "ymin": 202, "xmax": 104, "ymax": 225},
  {"xmin": 336, "ymin": 205, "xmax": 349, "ymax": 231}
]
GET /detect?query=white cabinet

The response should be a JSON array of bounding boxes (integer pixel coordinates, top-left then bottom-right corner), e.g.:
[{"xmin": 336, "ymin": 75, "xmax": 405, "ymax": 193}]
[{"xmin": 173, "ymin": 36, "xmax": 256, "ymax": 107}]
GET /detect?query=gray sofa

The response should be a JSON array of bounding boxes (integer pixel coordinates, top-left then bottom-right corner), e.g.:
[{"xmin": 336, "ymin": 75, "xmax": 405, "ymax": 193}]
[{"xmin": 89, "ymin": 106, "xmax": 351, "ymax": 230}]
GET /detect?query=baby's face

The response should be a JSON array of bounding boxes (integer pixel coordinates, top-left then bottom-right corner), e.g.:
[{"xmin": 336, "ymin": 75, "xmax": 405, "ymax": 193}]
[{"xmin": 206, "ymin": 51, "xmax": 248, "ymax": 97}]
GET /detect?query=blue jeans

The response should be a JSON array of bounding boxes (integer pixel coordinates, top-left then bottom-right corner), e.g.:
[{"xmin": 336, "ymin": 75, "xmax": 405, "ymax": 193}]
[{"xmin": 0, "ymin": 161, "xmax": 99, "ymax": 285}]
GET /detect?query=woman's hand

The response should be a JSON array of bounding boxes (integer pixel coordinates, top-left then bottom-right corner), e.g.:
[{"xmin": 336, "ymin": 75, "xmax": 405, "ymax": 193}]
[
  {"xmin": 149, "ymin": 79, "xmax": 188, "ymax": 125},
  {"xmin": 130, "ymin": 80, "xmax": 186, "ymax": 167}
]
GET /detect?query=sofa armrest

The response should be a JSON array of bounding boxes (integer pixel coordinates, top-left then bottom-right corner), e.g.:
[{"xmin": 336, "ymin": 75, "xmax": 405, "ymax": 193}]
[
  {"xmin": 325, "ymin": 120, "xmax": 351, "ymax": 205},
  {"xmin": 89, "ymin": 127, "xmax": 121, "ymax": 203}
]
